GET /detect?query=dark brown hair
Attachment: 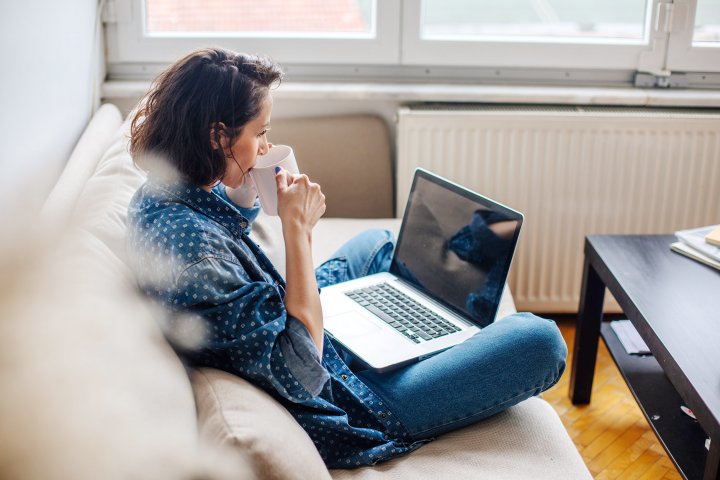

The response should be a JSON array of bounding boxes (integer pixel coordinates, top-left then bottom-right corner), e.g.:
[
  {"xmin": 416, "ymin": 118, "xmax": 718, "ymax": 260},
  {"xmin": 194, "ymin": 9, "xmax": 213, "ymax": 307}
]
[{"xmin": 130, "ymin": 47, "xmax": 283, "ymax": 186}]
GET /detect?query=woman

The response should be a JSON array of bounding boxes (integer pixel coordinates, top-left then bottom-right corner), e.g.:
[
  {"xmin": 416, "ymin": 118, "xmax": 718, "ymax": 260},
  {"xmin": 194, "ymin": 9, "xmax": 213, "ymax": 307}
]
[{"xmin": 127, "ymin": 47, "xmax": 567, "ymax": 468}]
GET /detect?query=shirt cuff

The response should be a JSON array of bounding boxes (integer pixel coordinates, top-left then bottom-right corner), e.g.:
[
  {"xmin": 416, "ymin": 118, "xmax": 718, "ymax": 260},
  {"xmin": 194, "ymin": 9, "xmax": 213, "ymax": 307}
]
[{"xmin": 279, "ymin": 317, "xmax": 330, "ymax": 398}]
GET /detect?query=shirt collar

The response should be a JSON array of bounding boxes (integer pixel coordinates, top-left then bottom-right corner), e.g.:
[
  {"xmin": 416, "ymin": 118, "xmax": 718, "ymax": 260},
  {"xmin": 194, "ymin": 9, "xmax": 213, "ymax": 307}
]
[{"xmin": 146, "ymin": 174, "xmax": 248, "ymax": 237}]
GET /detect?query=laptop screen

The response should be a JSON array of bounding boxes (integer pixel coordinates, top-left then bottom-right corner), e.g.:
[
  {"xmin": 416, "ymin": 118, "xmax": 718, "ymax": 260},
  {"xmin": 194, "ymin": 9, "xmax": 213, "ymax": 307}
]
[{"xmin": 390, "ymin": 170, "xmax": 523, "ymax": 327}]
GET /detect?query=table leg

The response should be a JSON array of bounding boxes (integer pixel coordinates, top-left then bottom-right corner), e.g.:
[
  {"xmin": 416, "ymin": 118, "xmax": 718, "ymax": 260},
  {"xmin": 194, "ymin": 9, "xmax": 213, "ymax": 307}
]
[
  {"xmin": 706, "ymin": 437, "xmax": 720, "ymax": 480},
  {"xmin": 569, "ymin": 256, "xmax": 605, "ymax": 404}
]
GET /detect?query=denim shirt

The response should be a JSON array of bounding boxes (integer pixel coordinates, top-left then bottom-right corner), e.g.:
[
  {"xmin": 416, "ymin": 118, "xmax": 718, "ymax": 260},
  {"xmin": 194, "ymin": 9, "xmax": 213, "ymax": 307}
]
[{"xmin": 127, "ymin": 175, "xmax": 421, "ymax": 468}]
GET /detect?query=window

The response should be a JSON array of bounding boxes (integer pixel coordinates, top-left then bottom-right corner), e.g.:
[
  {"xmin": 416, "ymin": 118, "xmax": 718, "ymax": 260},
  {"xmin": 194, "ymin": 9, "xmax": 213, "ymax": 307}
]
[
  {"xmin": 145, "ymin": 0, "xmax": 375, "ymax": 37},
  {"xmin": 419, "ymin": 0, "xmax": 648, "ymax": 41},
  {"xmin": 694, "ymin": 0, "xmax": 720, "ymax": 43},
  {"xmin": 107, "ymin": 0, "xmax": 401, "ymax": 64},
  {"xmin": 402, "ymin": 0, "xmax": 657, "ymax": 70},
  {"xmin": 105, "ymin": 0, "xmax": 719, "ymax": 81},
  {"xmin": 665, "ymin": 0, "xmax": 720, "ymax": 72}
]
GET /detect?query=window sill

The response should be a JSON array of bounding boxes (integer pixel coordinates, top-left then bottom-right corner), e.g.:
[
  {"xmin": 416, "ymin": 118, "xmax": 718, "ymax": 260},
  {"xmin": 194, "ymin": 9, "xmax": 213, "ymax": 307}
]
[{"xmin": 102, "ymin": 80, "xmax": 720, "ymax": 108}]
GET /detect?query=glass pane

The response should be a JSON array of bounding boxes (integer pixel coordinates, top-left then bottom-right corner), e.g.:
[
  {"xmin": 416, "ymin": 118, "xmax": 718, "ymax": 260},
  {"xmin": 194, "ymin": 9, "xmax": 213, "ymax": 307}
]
[
  {"xmin": 421, "ymin": 0, "xmax": 648, "ymax": 41},
  {"xmin": 694, "ymin": 0, "xmax": 720, "ymax": 44},
  {"xmin": 146, "ymin": 0, "xmax": 375, "ymax": 36}
]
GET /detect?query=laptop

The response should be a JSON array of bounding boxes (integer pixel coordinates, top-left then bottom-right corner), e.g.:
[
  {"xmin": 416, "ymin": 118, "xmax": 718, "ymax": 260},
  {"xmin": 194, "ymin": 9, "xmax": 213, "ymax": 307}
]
[{"xmin": 321, "ymin": 168, "xmax": 523, "ymax": 372}]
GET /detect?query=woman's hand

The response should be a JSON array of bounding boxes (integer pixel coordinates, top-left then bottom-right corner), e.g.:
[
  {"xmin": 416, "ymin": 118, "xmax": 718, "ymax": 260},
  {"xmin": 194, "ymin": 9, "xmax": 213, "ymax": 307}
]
[{"xmin": 275, "ymin": 168, "xmax": 326, "ymax": 234}]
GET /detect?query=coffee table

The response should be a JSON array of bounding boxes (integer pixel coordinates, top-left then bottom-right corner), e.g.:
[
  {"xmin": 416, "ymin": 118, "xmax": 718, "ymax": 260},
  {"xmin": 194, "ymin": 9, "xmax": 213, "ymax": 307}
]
[{"xmin": 568, "ymin": 235, "xmax": 720, "ymax": 480}]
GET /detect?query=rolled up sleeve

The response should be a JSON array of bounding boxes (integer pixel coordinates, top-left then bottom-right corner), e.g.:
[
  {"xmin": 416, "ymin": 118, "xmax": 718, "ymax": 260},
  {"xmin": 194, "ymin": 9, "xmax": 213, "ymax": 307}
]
[
  {"xmin": 278, "ymin": 317, "xmax": 330, "ymax": 397},
  {"xmin": 173, "ymin": 257, "xmax": 329, "ymax": 402}
]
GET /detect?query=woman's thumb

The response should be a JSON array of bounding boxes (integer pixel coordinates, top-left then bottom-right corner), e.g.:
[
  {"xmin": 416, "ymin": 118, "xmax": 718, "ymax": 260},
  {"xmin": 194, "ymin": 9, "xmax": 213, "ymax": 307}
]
[{"xmin": 275, "ymin": 167, "xmax": 288, "ymax": 191}]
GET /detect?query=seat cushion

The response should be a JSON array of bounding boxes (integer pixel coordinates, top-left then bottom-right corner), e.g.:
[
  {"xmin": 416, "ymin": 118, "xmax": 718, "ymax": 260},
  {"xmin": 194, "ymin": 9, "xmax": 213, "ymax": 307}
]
[
  {"xmin": 249, "ymin": 214, "xmax": 402, "ymax": 278},
  {"xmin": 190, "ymin": 369, "xmax": 591, "ymax": 480},
  {"xmin": 329, "ymin": 397, "xmax": 591, "ymax": 480},
  {"xmin": 251, "ymin": 215, "xmax": 517, "ymax": 319}
]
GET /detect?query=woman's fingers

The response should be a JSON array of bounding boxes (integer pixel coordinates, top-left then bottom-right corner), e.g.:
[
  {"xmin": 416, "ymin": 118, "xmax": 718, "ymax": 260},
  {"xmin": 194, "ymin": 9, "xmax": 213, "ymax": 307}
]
[
  {"xmin": 276, "ymin": 171, "xmax": 326, "ymax": 228},
  {"xmin": 275, "ymin": 167, "xmax": 289, "ymax": 191},
  {"xmin": 286, "ymin": 173, "xmax": 308, "ymax": 186}
]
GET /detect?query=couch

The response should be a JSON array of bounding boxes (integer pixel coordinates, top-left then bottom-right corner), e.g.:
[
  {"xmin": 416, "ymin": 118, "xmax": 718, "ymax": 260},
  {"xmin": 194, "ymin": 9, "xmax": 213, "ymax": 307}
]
[{"xmin": 0, "ymin": 103, "xmax": 592, "ymax": 479}]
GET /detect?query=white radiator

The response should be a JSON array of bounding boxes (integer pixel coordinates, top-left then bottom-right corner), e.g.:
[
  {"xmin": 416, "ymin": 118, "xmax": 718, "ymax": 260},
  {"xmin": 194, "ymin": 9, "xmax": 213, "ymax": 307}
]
[{"xmin": 396, "ymin": 105, "xmax": 720, "ymax": 313}]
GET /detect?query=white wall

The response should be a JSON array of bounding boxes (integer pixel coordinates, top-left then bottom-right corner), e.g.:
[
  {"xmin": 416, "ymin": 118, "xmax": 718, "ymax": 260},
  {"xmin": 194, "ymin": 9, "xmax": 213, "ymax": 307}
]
[{"xmin": 0, "ymin": 0, "xmax": 99, "ymax": 213}]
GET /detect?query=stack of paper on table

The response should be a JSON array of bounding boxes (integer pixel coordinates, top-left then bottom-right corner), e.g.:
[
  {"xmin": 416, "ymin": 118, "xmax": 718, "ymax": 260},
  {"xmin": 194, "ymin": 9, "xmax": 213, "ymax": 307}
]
[
  {"xmin": 672, "ymin": 224, "xmax": 720, "ymax": 271},
  {"xmin": 706, "ymin": 225, "xmax": 720, "ymax": 247}
]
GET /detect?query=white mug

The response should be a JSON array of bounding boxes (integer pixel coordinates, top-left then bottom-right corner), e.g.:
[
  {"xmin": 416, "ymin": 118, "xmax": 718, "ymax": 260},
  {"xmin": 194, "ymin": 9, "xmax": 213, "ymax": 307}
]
[{"xmin": 249, "ymin": 145, "xmax": 299, "ymax": 216}]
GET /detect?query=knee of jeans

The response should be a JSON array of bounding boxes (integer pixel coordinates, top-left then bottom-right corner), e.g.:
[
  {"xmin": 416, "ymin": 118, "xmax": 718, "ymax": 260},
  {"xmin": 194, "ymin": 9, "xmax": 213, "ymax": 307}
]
[
  {"xmin": 375, "ymin": 229, "xmax": 395, "ymax": 254},
  {"xmin": 504, "ymin": 313, "xmax": 568, "ymax": 383},
  {"xmin": 365, "ymin": 228, "xmax": 394, "ymax": 246},
  {"xmin": 364, "ymin": 229, "xmax": 395, "ymax": 275}
]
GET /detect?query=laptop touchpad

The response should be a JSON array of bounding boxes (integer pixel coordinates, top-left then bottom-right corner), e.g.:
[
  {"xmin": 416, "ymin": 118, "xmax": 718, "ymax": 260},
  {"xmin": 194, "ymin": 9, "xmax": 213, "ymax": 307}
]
[{"xmin": 326, "ymin": 312, "xmax": 382, "ymax": 338}]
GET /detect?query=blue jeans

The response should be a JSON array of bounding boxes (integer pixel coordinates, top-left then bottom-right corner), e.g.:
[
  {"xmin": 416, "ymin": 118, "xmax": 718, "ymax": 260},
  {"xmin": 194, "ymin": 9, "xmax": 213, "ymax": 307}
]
[{"xmin": 315, "ymin": 229, "xmax": 567, "ymax": 441}]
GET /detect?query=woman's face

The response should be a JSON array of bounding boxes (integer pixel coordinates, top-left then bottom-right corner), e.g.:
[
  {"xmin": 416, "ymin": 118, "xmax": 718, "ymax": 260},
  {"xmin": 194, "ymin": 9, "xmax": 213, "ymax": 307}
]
[{"xmin": 220, "ymin": 94, "xmax": 273, "ymax": 188}]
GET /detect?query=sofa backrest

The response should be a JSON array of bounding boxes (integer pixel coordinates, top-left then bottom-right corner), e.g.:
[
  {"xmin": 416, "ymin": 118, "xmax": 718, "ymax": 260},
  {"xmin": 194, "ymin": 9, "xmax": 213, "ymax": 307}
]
[
  {"xmin": 46, "ymin": 108, "xmax": 395, "ymax": 223},
  {"xmin": 264, "ymin": 114, "xmax": 394, "ymax": 218}
]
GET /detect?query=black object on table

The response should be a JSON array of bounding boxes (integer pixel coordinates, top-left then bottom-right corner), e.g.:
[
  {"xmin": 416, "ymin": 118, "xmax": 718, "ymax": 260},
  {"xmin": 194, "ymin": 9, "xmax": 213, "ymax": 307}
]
[{"xmin": 569, "ymin": 235, "xmax": 720, "ymax": 480}]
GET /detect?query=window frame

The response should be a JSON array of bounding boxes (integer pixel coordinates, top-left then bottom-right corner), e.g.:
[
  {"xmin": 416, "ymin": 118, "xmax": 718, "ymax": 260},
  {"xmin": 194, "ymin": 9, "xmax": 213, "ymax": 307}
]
[
  {"xmin": 665, "ymin": 0, "xmax": 720, "ymax": 72},
  {"xmin": 105, "ymin": 0, "xmax": 719, "ymax": 81}
]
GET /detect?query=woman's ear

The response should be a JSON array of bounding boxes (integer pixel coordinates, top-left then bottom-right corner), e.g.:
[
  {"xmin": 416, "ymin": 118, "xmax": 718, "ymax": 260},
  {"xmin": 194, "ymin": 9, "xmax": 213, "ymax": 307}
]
[{"xmin": 209, "ymin": 122, "xmax": 228, "ymax": 150}]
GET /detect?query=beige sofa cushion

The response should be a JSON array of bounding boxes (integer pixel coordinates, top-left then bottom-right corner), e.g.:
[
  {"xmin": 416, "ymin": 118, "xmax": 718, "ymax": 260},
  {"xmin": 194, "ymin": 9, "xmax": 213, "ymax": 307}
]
[
  {"xmin": 329, "ymin": 397, "xmax": 591, "ymax": 480},
  {"xmin": 71, "ymin": 115, "xmax": 147, "ymax": 265},
  {"xmin": 192, "ymin": 368, "xmax": 332, "ymax": 480},
  {"xmin": 191, "ymin": 357, "xmax": 589, "ymax": 480}
]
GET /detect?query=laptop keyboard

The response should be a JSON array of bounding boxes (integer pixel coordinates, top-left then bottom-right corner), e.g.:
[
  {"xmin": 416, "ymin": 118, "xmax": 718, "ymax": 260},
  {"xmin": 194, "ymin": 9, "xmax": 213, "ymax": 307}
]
[{"xmin": 344, "ymin": 283, "xmax": 461, "ymax": 344}]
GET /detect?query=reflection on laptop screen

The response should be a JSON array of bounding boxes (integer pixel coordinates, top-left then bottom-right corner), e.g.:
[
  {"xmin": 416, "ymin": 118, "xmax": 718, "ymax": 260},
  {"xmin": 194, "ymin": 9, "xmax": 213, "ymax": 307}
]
[{"xmin": 391, "ymin": 174, "xmax": 521, "ymax": 327}]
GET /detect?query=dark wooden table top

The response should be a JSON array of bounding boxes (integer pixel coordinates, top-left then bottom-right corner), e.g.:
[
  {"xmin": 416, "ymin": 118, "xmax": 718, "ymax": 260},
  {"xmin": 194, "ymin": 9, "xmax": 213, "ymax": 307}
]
[{"xmin": 586, "ymin": 234, "xmax": 720, "ymax": 441}]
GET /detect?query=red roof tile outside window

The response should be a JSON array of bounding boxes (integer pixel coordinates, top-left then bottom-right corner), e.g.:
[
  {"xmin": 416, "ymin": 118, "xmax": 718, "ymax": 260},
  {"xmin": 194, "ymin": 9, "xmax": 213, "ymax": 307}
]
[{"xmin": 146, "ymin": 0, "xmax": 373, "ymax": 35}]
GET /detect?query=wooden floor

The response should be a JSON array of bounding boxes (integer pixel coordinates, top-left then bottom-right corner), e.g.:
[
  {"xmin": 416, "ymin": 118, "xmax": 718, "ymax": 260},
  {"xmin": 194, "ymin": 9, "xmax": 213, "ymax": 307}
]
[{"xmin": 542, "ymin": 316, "xmax": 682, "ymax": 480}]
